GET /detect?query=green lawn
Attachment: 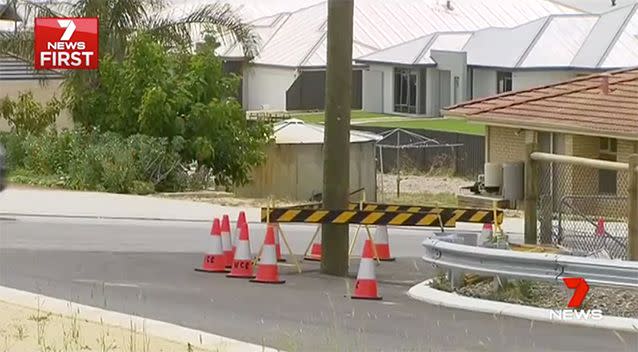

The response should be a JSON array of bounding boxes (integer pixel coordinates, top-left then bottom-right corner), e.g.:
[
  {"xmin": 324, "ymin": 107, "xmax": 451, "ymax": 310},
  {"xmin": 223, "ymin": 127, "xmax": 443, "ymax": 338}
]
[
  {"xmin": 292, "ymin": 110, "xmax": 390, "ymax": 124},
  {"xmin": 290, "ymin": 110, "xmax": 485, "ymax": 136},
  {"xmin": 363, "ymin": 118, "xmax": 485, "ymax": 136}
]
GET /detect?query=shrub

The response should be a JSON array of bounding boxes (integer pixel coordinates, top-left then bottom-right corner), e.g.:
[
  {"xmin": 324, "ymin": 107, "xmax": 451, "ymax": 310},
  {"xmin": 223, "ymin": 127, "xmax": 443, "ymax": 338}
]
[
  {"xmin": 67, "ymin": 34, "xmax": 270, "ymax": 187},
  {"xmin": 0, "ymin": 92, "xmax": 63, "ymax": 134},
  {"xmin": 1, "ymin": 129, "xmax": 206, "ymax": 194}
]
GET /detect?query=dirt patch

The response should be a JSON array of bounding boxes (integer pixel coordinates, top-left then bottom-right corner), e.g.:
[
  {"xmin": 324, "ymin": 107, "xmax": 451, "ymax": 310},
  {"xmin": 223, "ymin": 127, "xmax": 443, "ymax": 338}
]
[
  {"xmin": 0, "ymin": 300, "xmax": 218, "ymax": 352},
  {"xmin": 151, "ymin": 175, "xmax": 472, "ymax": 208},
  {"xmin": 378, "ymin": 174, "xmax": 471, "ymax": 195},
  {"xmin": 153, "ymin": 191, "xmax": 300, "ymax": 208}
]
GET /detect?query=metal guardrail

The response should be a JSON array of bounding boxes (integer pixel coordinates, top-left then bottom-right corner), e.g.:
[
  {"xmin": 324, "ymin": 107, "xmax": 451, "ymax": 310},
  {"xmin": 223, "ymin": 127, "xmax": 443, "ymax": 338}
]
[{"xmin": 422, "ymin": 238, "xmax": 638, "ymax": 289}]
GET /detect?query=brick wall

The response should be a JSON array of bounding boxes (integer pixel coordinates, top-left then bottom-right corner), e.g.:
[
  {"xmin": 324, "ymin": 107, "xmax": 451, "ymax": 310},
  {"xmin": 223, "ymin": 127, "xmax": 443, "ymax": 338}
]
[
  {"xmin": 563, "ymin": 135, "xmax": 634, "ymax": 218},
  {"xmin": 487, "ymin": 126, "xmax": 526, "ymax": 163},
  {"xmin": 616, "ymin": 139, "xmax": 636, "ymax": 197},
  {"xmin": 568, "ymin": 134, "xmax": 599, "ymax": 196}
]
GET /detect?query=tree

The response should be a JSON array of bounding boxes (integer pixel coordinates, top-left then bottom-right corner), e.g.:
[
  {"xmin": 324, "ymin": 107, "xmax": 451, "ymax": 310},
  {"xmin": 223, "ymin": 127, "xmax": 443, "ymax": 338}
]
[
  {"xmin": 321, "ymin": 0, "xmax": 354, "ymax": 276},
  {"xmin": 69, "ymin": 33, "xmax": 270, "ymax": 186},
  {"xmin": 0, "ymin": 0, "xmax": 258, "ymax": 60},
  {"xmin": 0, "ymin": 0, "xmax": 268, "ymax": 187},
  {"xmin": 0, "ymin": 0, "xmax": 259, "ymax": 125}
]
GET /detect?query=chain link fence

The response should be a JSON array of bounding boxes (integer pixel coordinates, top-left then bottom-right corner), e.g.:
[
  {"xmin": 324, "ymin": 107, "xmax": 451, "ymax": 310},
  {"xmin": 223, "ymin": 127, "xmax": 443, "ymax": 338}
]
[{"xmin": 537, "ymin": 161, "xmax": 629, "ymax": 259}]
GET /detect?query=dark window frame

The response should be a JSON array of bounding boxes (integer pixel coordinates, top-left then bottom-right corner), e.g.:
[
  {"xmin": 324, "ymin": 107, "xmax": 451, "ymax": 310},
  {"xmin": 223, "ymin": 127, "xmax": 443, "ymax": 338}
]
[
  {"xmin": 497, "ymin": 71, "xmax": 512, "ymax": 94},
  {"xmin": 598, "ymin": 137, "xmax": 618, "ymax": 195},
  {"xmin": 393, "ymin": 68, "xmax": 418, "ymax": 114}
]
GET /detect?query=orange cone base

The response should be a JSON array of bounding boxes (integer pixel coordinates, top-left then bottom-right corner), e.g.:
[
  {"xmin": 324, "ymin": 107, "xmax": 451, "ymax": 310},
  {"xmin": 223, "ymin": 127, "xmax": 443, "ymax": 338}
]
[
  {"xmin": 195, "ymin": 255, "xmax": 229, "ymax": 273},
  {"xmin": 195, "ymin": 267, "xmax": 229, "ymax": 273},
  {"xmin": 304, "ymin": 243, "xmax": 322, "ymax": 261},
  {"xmin": 251, "ymin": 265, "xmax": 285, "ymax": 284},
  {"xmin": 375, "ymin": 245, "xmax": 395, "ymax": 262},
  {"xmin": 223, "ymin": 251, "xmax": 234, "ymax": 268},
  {"xmin": 276, "ymin": 247, "xmax": 286, "ymax": 262},
  {"xmin": 351, "ymin": 279, "xmax": 382, "ymax": 300},
  {"xmin": 226, "ymin": 260, "xmax": 254, "ymax": 279}
]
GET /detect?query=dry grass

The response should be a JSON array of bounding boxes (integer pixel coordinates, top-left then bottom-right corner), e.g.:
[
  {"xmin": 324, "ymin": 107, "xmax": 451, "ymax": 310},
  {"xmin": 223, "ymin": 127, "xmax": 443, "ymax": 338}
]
[
  {"xmin": 0, "ymin": 300, "xmax": 222, "ymax": 352},
  {"xmin": 379, "ymin": 191, "xmax": 458, "ymax": 207}
]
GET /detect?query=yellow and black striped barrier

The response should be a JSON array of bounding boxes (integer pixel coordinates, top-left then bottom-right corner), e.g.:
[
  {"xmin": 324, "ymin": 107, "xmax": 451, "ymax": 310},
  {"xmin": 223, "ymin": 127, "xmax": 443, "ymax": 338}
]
[
  {"xmin": 261, "ymin": 207, "xmax": 503, "ymax": 227},
  {"xmin": 287, "ymin": 202, "xmax": 488, "ymax": 214}
]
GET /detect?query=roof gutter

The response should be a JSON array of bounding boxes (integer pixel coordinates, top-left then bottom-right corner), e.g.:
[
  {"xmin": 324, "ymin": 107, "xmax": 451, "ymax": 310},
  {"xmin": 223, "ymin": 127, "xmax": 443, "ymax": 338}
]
[{"xmin": 444, "ymin": 113, "xmax": 638, "ymax": 141}]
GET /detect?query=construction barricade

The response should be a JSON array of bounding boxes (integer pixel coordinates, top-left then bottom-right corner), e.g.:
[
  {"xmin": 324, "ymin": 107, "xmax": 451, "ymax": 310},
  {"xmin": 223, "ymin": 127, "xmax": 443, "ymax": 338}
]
[{"xmin": 261, "ymin": 203, "xmax": 505, "ymax": 263}]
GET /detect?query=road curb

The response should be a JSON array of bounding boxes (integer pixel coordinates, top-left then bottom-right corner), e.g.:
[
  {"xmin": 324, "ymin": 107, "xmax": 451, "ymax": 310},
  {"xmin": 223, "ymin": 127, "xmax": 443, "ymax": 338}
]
[
  {"xmin": 408, "ymin": 280, "xmax": 638, "ymax": 333},
  {"xmin": 0, "ymin": 286, "xmax": 280, "ymax": 352}
]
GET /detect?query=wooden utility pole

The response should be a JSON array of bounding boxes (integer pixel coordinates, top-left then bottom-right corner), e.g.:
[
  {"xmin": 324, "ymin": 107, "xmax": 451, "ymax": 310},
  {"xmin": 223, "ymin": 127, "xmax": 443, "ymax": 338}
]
[
  {"xmin": 321, "ymin": 0, "xmax": 354, "ymax": 276},
  {"xmin": 524, "ymin": 141, "xmax": 538, "ymax": 244},
  {"xmin": 628, "ymin": 154, "xmax": 638, "ymax": 260}
]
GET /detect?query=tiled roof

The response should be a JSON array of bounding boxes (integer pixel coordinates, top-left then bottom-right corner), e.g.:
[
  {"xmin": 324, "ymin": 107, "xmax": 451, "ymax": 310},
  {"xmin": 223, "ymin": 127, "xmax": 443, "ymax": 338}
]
[{"xmin": 443, "ymin": 68, "xmax": 638, "ymax": 140}]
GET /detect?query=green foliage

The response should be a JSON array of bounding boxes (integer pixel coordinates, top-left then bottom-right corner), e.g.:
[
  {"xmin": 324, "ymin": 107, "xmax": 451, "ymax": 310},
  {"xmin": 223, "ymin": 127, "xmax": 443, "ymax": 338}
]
[
  {"xmin": 0, "ymin": 92, "xmax": 63, "ymax": 134},
  {"xmin": 2, "ymin": 130, "xmax": 195, "ymax": 194},
  {"xmin": 67, "ymin": 34, "xmax": 270, "ymax": 186}
]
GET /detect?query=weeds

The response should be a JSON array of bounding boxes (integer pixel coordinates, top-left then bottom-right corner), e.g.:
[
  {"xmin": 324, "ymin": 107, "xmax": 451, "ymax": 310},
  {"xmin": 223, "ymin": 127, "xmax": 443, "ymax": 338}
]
[
  {"xmin": 1, "ymin": 303, "xmax": 216, "ymax": 352},
  {"xmin": 12, "ymin": 324, "xmax": 28, "ymax": 341},
  {"xmin": 28, "ymin": 299, "xmax": 52, "ymax": 346},
  {"xmin": 429, "ymin": 273, "xmax": 453, "ymax": 293},
  {"xmin": 97, "ymin": 318, "xmax": 118, "ymax": 352}
]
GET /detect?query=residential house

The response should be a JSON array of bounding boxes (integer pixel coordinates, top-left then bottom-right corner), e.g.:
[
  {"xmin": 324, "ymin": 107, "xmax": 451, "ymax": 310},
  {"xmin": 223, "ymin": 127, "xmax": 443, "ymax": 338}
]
[
  {"xmin": 356, "ymin": 3, "xmax": 638, "ymax": 116},
  {"xmin": 442, "ymin": 68, "xmax": 638, "ymax": 217},
  {"xmin": 216, "ymin": 0, "xmax": 580, "ymax": 111}
]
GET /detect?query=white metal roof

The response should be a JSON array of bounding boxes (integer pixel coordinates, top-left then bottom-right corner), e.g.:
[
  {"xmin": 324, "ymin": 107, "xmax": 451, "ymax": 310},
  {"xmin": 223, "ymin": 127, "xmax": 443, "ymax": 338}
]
[
  {"xmin": 520, "ymin": 15, "xmax": 598, "ymax": 67},
  {"xmin": 357, "ymin": 3, "xmax": 638, "ymax": 70},
  {"xmin": 600, "ymin": 4, "xmax": 638, "ymax": 67},
  {"xmin": 357, "ymin": 32, "xmax": 473, "ymax": 66},
  {"xmin": 220, "ymin": 0, "xmax": 580, "ymax": 68},
  {"xmin": 273, "ymin": 119, "xmax": 381, "ymax": 144},
  {"xmin": 463, "ymin": 19, "xmax": 547, "ymax": 68},
  {"xmin": 551, "ymin": 0, "xmax": 636, "ymax": 14}
]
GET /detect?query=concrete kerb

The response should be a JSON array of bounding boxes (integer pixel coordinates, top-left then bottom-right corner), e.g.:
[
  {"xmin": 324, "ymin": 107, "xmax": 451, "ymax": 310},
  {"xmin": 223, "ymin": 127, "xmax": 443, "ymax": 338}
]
[
  {"xmin": 0, "ymin": 286, "xmax": 281, "ymax": 352},
  {"xmin": 407, "ymin": 279, "xmax": 638, "ymax": 333}
]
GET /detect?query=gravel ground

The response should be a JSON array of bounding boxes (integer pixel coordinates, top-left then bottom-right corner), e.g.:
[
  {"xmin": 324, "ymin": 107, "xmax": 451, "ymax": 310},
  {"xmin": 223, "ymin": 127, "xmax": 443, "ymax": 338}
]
[
  {"xmin": 433, "ymin": 278, "xmax": 638, "ymax": 319},
  {"xmin": 155, "ymin": 175, "xmax": 469, "ymax": 207},
  {"xmin": 378, "ymin": 174, "xmax": 471, "ymax": 194}
]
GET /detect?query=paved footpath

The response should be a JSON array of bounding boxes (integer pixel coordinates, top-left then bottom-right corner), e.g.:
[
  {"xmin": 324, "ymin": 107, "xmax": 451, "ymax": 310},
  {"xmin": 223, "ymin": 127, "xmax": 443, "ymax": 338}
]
[{"xmin": 0, "ymin": 188, "xmax": 636, "ymax": 351}]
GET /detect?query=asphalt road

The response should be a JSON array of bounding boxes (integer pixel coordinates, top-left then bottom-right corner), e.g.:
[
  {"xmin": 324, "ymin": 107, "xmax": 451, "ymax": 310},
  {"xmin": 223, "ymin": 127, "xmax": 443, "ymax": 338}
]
[{"xmin": 0, "ymin": 216, "xmax": 636, "ymax": 352}]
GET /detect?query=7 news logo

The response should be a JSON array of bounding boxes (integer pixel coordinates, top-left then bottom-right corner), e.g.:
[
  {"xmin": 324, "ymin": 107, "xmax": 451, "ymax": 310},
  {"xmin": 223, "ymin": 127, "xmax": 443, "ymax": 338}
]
[
  {"xmin": 549, "ymin": 277, "xmax": 603, "ymax": 321},
  {"xmin": 34, "ymin": 17, "xmax": 99, "ymax": 70}
]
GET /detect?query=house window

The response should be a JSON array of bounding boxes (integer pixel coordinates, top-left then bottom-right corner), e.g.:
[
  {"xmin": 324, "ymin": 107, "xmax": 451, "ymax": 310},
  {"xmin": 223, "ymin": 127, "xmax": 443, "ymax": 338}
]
[
  {"xmin": 467, "ymin": 68, "xmax": 474, "ymax": 99},
  {"xmin": 497, "ymin": 71, "xmax": 512, "ymax": 93},
  {"xmin": 599, "ymin": 137, "xmax": 617, "ymax": 195},
  {"xmin": 453, "ymin": 76, "xmax": 460, "ymax": 104},
  {"xmin": 394, "ymin": 68, "xmax": 417, "ymax": 113}
]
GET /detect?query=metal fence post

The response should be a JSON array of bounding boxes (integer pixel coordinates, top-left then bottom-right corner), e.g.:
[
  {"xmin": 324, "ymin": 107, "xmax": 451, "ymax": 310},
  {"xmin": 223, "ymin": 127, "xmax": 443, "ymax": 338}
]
[
  {"xmin": 525, "ymin": 141, "xmax": 538, "ymax": 244},
  {"xmin": 629, "ymin": 154, "xmax": 638, "ymax": 261}
]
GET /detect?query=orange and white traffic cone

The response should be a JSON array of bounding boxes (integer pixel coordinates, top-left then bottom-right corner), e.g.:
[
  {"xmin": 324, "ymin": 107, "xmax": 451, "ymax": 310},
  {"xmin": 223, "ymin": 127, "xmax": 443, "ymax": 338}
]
[
  {"xmin": 596, "ymin": 217, "xmax": 606, "ymax": 237},
  {"xmin": 273, "ymin": 224, "xmax": 286, "ymax": 262},
  {"xmin": 251, "ymin": 225, "xmax": 285, "ymax": 284},
  {"xmin": 231, "ymin": 211, "xmax": 247, "ymax": 258},
  {"xmin": 221, "ymin": 215, "xmax": 233, "ymax": 268},
  {"xmin": 195, "ymin": 218, "xmax": 228, "ymax": 273},
  {"xmin": 373, "ymin": 225, "xmax": 394, "ymax": 261},
  {"xmin": 304, "ymin": 226, "xmax": 322, "ymax": 261},
  {"xmin": 480, "ymin": 222, "xmax": 493, "ymax": 245},
  {"xmin": 227, "ymin": 222, "xmax": 254, "ymax": 279},
  {"xmin": 352, "ymin": 239, "xmax": 382, "ymax": 300}
]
